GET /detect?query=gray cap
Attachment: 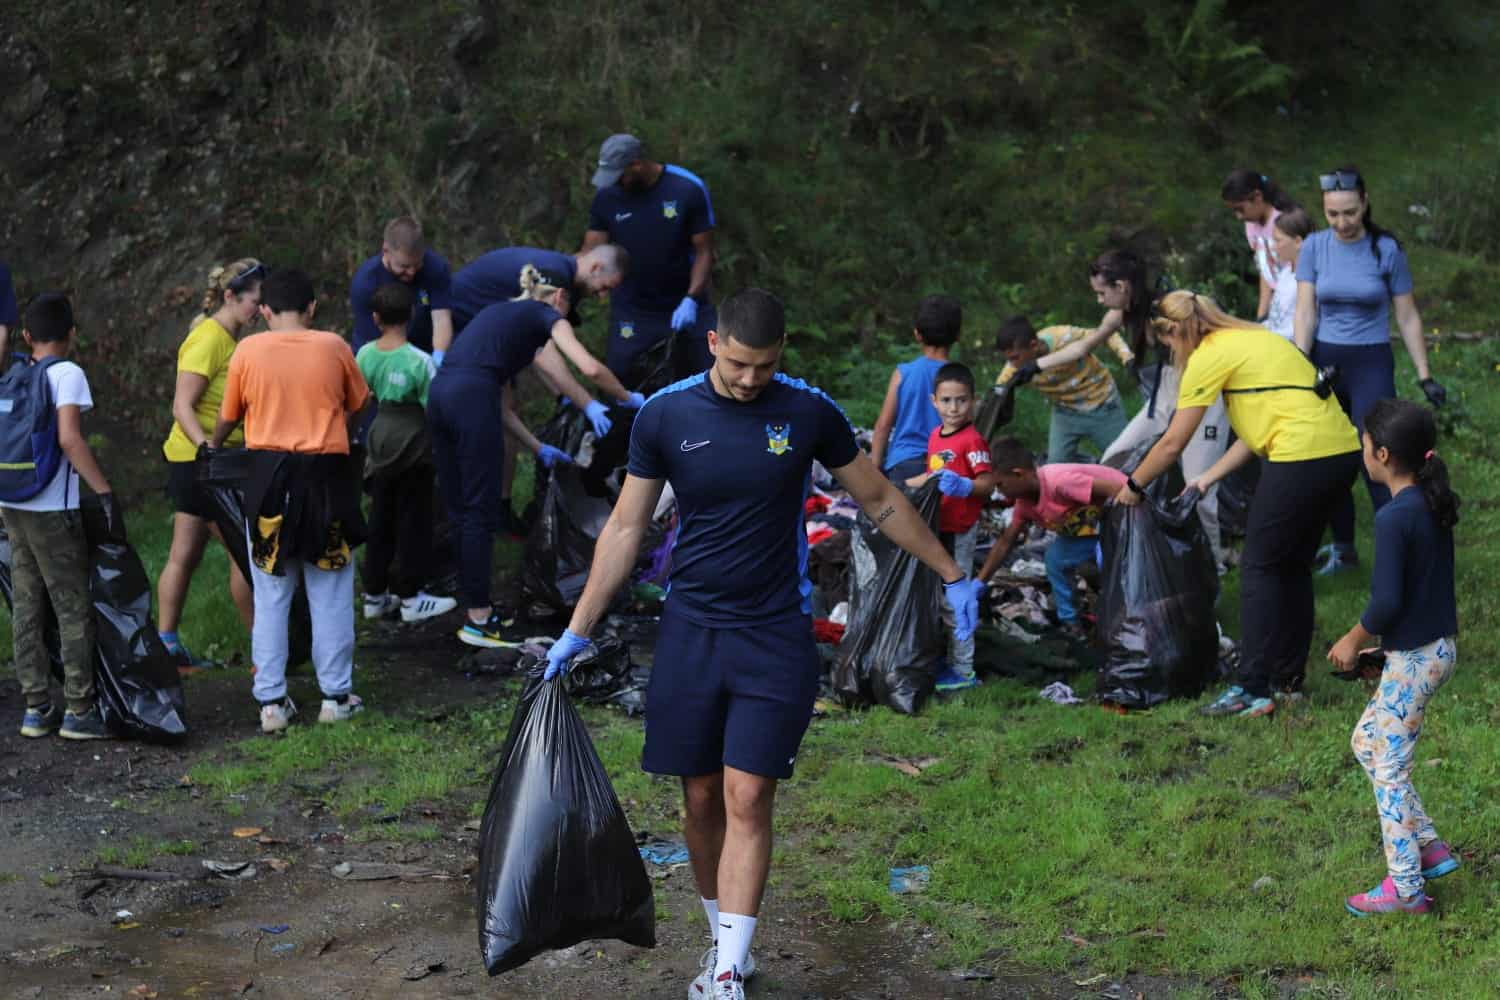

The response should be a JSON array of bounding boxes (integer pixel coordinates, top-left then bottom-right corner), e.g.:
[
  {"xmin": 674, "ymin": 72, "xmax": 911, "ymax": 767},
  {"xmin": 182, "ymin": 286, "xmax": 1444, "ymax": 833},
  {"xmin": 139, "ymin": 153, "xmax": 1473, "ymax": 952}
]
[{"xmin": 591, "ymin": 133, "xmax": 643, "ymax": 188}]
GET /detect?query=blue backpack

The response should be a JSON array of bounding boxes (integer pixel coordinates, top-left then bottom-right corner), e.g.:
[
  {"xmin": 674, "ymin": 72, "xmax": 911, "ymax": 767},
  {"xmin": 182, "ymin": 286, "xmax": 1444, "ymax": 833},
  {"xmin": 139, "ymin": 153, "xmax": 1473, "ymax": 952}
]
[{"xmin": 0, "ymin": 354, "xmax": 65, "ymax": 502}]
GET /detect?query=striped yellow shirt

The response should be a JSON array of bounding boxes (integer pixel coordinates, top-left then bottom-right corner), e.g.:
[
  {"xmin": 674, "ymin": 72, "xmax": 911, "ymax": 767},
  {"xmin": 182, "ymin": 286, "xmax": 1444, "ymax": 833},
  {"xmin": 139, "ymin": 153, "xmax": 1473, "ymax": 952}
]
[{"xmin": 996, "ymin": 325, "xmax": 1132, "ymax": 411}]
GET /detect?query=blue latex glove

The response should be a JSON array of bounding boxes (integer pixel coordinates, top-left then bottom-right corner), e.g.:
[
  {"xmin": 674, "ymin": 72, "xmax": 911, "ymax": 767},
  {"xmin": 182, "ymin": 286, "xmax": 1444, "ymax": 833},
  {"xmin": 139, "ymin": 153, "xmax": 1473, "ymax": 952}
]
[
  {"xmin": 670, "ymin": 296, "xmax": 699, "ymax": 332},
  {"xmin": 584, "ymin": 400, "xmax": 613, "ymax": 438},
  {"xmin": 432, "ymin": 349, "xmax": 445, "ymax": 368},
  {"xmin": 623, "ymin": 391, "xmax": 647, "ymax": 409},
  {"xmin": 537, "ymin": 444, "xmax": 572, "ymax": 469},
  {"xmin": 544, "ymin": 629, "xmax": 593, "ymax": 681},
  {"xmin": 943, "ymin": 576, "xmax": 980, "ymax": 643},
  {"xmin": 936, "ymin": 470, "xmax": 974, "ymax": 498}
]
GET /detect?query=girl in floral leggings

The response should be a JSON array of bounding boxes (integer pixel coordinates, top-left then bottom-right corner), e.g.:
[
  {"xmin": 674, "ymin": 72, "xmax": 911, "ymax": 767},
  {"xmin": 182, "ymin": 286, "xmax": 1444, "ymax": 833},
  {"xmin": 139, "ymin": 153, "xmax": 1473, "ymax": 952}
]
[{"xmin": 1328, "ymin": 399, "xmax": 1461, "ymax": 916}]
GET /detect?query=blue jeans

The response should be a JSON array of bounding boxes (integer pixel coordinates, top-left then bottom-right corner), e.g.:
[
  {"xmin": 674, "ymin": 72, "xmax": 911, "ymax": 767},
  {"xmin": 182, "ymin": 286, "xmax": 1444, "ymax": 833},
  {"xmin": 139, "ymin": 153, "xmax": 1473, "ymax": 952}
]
[{"xmin": 1046, "ymin": 534, "xmax": 1099, "ymax": 623}]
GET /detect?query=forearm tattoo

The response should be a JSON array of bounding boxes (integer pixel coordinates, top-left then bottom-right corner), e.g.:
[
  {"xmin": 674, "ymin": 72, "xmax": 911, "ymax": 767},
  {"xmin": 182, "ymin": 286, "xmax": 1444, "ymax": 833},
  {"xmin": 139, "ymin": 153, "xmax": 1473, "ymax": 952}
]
[{"xmin": 876, "ymin": 505, "xmax": 896, "ymax": 524}]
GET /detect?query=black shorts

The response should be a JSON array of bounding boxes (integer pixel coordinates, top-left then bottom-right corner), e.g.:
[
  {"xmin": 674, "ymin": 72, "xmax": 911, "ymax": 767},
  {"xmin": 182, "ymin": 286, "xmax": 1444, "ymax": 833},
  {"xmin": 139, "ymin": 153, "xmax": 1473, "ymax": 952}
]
[
  {"xmin": 641, "ymin": 605, "xmax": 821, "ymax": 780},
  {"xmin": 164, "ymin": 459, "xmax": 209, "ymax": 518}
]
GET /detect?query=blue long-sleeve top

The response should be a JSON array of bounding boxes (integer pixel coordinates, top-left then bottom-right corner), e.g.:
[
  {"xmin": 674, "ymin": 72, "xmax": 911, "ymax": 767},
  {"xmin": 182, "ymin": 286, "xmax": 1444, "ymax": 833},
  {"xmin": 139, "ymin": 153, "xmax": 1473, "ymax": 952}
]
[{"xmin": 1360, "ymin": 486, "xmax": 1458, "ymax": 650}]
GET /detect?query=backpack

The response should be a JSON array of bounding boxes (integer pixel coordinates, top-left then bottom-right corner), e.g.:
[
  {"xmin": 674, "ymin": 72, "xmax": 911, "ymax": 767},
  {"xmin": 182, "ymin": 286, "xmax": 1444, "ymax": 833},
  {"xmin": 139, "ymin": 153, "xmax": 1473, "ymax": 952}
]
[{"xmin": 0, "ymin": 354, "xmax": 66, "ymax": 502}]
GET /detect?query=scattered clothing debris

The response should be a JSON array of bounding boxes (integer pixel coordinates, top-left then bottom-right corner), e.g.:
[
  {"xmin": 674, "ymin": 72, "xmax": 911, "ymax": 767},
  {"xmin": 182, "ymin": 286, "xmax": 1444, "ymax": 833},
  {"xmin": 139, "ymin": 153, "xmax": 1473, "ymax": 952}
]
[{"xmin": 1039, "ymin": 682, "xmax": 1083, "ymax": 706}]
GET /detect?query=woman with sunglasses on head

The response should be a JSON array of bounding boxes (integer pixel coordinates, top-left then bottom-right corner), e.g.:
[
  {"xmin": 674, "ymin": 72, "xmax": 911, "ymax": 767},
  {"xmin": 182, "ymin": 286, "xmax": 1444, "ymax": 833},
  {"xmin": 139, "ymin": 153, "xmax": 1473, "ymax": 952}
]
[
  {"xmin": 1294, "ymin": 166, "xmax": 1446, "ymax": 576},
  {"xmin": 1114, "ymin": 291, "xmax": 1361, "ymax": 718},
  {"xmin": 156, "ymin": 259, "xmax": 262, "ymax": 667}
]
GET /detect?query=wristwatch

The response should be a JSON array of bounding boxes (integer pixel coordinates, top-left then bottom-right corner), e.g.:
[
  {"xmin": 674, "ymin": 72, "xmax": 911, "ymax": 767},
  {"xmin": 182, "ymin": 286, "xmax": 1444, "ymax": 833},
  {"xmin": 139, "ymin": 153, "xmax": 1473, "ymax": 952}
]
[{"xmin": 1125, "ymin": 475, "xmax": 1144, "ymax": 495}]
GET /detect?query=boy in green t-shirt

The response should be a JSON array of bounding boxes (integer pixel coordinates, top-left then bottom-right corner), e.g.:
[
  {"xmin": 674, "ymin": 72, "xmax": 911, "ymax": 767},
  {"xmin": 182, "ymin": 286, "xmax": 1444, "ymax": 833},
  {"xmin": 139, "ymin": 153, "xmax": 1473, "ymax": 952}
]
[{"xmin": 354, "ymin": 283, "xmax": 457, "ymax": 623}]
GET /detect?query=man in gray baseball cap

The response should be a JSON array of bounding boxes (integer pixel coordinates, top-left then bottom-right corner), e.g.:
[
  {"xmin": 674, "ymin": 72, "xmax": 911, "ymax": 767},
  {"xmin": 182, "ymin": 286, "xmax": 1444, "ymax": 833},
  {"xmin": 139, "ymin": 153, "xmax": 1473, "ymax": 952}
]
[{"xmin": 582, "ymin": 133, "xmax": 717, "ymax": 383}]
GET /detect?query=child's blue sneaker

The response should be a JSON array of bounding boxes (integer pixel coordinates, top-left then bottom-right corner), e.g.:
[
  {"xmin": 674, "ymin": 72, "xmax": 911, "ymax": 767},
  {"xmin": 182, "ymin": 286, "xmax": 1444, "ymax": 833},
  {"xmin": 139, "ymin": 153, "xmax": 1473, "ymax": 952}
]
[
  {"xmin": 20, "ymin": 702, "xmax": 62, "ymax": 738},
  {"xmin": 935, "ymin": 666, "xmax": 980, "ymax": 692}
]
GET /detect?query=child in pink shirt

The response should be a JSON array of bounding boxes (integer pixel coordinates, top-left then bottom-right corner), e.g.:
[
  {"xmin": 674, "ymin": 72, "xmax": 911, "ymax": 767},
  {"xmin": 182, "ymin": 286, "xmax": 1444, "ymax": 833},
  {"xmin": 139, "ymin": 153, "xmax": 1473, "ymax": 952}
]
[{"xmin": 977, "ymin": 436, "xmax": 1126, "ymax": 637}]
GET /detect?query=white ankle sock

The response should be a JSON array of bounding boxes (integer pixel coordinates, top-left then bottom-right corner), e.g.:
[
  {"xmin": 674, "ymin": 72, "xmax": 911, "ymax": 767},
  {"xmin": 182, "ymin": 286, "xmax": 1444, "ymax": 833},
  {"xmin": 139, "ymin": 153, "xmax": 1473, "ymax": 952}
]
[
  {"xmin": 700, "ymin": 897, "xmax": 719, "ymax": 939},
  {"xmin": 713, "ymin": 912, "xmax": 756, "ymax": 980}
]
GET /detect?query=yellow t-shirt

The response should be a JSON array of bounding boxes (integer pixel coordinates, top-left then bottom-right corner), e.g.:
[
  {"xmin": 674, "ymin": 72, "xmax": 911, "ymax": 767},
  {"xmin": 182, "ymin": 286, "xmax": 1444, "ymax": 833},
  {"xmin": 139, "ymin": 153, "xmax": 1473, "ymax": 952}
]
[
  {"xmin": 1177, "ymin": 328, "xmax": 1358, "ymax": 462},
  {"xmin": 162, "ymin": 316, "xmax": 244, "ymax": 462}
]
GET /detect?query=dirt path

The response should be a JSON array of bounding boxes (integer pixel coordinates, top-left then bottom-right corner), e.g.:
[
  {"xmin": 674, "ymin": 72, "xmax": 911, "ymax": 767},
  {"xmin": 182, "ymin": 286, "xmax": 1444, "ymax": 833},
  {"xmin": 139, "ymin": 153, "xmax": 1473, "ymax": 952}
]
[{"xmin": 0, "ymin": 607, "xmax": 1151, "ymax": 999}]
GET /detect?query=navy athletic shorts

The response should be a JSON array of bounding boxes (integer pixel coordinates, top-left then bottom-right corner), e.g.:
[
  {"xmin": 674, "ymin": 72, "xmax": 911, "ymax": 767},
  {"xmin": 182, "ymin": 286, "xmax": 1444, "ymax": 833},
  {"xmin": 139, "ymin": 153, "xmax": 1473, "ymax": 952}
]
[{"xmin": 641, "ymin": 604, "xmax": 820, "ymax": 780}]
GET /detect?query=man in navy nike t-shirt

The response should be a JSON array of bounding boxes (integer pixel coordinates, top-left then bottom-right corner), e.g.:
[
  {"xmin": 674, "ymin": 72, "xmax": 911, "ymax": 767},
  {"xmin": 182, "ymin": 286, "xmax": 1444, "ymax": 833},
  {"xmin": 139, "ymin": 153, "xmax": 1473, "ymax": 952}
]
[
  {"xmin": 541, "ymin": 289, "xmax": 980, "ymax": 999},
  {"xmin": 581, "ymin": 134, "xmax": 717, "ymax": 382},
  {"xmin": 448, "ymin": 244, "xmax": 631, "ymax": 333},
  {"xmin": 349, "ymin": 216, "xmax": 453, "ymax": 358}
]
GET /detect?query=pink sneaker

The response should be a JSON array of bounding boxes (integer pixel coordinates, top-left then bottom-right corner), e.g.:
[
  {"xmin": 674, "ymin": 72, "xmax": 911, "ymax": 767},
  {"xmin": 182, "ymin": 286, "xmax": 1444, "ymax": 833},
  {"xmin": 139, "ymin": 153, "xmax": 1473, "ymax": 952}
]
[
  {"xmin": 1345, "ymin": 877, "xmax": 1431, "ymax": 917},
  {"xmin": 1420, "ymin": 841, "xmax": 1460, "ymax": 880}
]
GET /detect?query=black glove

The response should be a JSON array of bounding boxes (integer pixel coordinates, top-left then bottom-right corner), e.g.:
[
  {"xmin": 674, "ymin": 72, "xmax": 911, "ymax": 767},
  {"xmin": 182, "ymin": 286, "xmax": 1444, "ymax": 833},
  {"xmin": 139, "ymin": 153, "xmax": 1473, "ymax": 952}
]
[
  {"xmin": 1010, "ymin": 360, "xmax": 1042, "ymax": 387},
  {"xmin": 97, "ymin": 491, "xmax": 127, "ymax": 543},
  {"xmin": 1420, "ymin": 377, "xmax": 1447, "ymax": 408}
]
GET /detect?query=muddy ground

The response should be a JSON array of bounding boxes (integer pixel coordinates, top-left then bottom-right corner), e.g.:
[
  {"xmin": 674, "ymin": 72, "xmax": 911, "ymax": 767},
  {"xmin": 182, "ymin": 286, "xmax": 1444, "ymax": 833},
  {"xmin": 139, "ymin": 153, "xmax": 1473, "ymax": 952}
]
[{"xmin": 0, "ymin": 570, "xmax": 1193, "ymax": 1000}]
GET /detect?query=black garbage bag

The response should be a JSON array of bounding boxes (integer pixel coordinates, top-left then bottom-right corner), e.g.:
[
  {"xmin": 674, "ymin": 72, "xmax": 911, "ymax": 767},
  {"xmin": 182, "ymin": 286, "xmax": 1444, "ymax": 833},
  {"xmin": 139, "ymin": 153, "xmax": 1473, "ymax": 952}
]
[
  {"xmin": 975, "ymin": 383, "xmax": 1016, "ymax": 441},
  {"xmin": 831, "ymin": 480, "xmax": 945, "ymax": 714},
  {"xmin": 1097, "ymin": 447, "xmax": 1219, "ymax": 709},
  {"xmin": 81, "ymin": 499, "xmax": 188, "ymax": 741},
  {"xmin": 477, "ymin": 673, "xmax": 655, "ymax": 974},
  {"xmin": 197, "ymin": 447, "xmax": 312, "ymax": 667}
]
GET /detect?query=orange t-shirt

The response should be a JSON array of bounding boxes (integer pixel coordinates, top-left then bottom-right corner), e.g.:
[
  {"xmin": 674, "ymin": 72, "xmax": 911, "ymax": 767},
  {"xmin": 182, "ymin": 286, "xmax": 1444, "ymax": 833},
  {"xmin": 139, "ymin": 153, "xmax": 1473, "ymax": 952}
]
[{"xmin": 220, "ymin": 330, "xmax": 370, "ymax": 454}]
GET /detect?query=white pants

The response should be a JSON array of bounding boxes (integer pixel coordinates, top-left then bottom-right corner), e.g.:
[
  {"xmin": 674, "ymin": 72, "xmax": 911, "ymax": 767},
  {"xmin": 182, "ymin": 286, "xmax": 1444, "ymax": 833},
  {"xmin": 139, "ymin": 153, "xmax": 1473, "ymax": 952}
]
[
  {"xmin": 1103, "ymin": 364, "xmax": 1231, "ymax": 564},
  {"xmin": 249, "ymin": 553, "xmax": 356, "ymax": 703}
]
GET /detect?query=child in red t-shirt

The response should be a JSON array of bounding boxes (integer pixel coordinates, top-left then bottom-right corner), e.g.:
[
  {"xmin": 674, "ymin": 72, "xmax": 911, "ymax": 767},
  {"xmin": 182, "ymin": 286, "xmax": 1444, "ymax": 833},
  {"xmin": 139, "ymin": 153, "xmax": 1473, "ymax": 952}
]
[{"xmin": 906, "ymin": 363, "xmax": 995, "ymax": 690}]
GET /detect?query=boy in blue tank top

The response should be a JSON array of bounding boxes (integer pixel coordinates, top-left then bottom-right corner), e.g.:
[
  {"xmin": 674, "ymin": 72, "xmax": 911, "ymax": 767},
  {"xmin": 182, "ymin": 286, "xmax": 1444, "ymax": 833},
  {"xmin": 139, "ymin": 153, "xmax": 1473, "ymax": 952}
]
[{"xmin": 870, "ymin": 295, "xmax": 962, "ymax": 483}]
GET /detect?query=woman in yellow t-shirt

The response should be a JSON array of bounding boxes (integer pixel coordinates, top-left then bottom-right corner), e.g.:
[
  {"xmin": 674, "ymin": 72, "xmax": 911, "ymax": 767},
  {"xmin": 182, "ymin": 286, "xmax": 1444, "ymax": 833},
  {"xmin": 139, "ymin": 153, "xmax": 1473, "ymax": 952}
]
[
  {"xmin": 156, "ymin": 259, "xmax": 262, "ymax": 666},
  {"xmin": 1113, "ymin": 290, "xmax": 1360, "ymax": 719}
]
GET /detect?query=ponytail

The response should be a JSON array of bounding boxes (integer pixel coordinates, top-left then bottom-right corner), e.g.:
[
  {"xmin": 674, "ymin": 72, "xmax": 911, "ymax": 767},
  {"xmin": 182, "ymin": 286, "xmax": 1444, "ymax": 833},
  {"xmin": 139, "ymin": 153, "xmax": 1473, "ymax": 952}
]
[
  {"xmin": 1364, "ymin": 398, "xmax": 1460, "ymax": 529},
  {"xmin": 511, "ymin": 262, "xmax": 570, "ymax": 303},
  {"xmin": 1221, "ymin": 168, "xmax": 1297, "ymax": 212}
]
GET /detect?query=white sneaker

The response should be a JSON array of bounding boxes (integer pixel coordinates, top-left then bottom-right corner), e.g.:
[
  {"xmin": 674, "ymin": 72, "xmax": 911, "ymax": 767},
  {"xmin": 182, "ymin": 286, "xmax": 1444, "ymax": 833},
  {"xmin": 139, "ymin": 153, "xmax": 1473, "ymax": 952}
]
[
  {"xmin": 318, "ymin": 693, "xmax": 364, "ymax": 723},
  {"xmin": 259, "ymin": 697, "xmax": 297, "ymax": 734},
  {"xmin": 711, "ymin": 969, "xmax": 746, "ymax": 1000},
  {"xmin": 400, "ymin": 592, "xmax": 458, "ymax": 623},
  {"xmin": 689, "ymin": 946, "xmax": 756, "ymax": 998},
  {"xmin": 363, "ymin": 592, "xmax": 401, "ymax": 620}
]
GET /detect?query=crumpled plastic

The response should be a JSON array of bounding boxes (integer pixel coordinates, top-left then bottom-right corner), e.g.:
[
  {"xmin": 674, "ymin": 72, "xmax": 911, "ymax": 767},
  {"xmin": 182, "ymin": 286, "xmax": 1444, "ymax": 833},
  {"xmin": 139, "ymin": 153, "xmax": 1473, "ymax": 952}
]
[
  {"xmin": 1038, "ymin": 681, "xmax": 1083, "ymax": 705},
  {"xmin": 831, "ymin": 481, "xmax": 945, "ymax": 714},
  {"xmin": 477, "ymin": 673, "xmax": 655, "ymax": 974},
  {"xmin": 1096, "ymin": 442, "xmax": 1220, "ymax": 709}
]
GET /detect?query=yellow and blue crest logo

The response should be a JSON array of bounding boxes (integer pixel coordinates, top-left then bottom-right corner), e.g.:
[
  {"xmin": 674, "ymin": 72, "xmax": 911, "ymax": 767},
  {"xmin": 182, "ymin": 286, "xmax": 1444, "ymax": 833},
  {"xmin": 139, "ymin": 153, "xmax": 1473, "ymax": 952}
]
[
  {"xmin": 662, "ymin": 200, "xmax": 679, "ymax": 220},
  {"xmin": 418, "ymin": 290, "xmax": 430, "ymax": 307},
  {"xmin": 766, "ymin": 423, "xmax": 792, "ymax": 456},
  {"xmin": 620, "ymin": 322, "xmax": 635, "ymax": 340}
]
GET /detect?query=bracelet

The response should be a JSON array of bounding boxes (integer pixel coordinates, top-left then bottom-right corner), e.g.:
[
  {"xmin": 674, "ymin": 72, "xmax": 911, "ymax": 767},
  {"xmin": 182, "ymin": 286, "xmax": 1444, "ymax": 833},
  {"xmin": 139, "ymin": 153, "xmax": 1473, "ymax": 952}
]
[{"xmin": 1125, "ymin": 476, "xmax": 1144, "ymax": 495}]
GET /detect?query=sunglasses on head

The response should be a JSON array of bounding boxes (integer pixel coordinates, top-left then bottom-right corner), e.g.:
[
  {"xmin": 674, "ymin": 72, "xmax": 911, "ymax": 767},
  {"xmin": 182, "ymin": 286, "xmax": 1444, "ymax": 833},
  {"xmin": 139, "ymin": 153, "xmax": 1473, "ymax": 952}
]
[
  {"xmin": 1319, "ymin": 171, "xmax": 1362, "ymax": 192},
  {"xmin": 228, "ymin": 262, "xmax": 265, "ymax": 290}
]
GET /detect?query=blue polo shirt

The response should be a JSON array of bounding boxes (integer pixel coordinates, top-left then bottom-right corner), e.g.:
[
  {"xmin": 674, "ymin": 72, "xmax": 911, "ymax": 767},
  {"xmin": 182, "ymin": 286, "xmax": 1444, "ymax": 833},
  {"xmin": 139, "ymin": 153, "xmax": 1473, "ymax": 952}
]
[
  {"xmin": 349, "ymin": 249, "xmax": 453, "ymax": 353},
  {"xmin": 0, "ymin": 262, "xmax": 16, "ymax": 329},
  {"xmin": 440, "ymin": 299, "xmax": 560, "ymax": 384},
  {"xmin": 627, "ymin": 372, "xmax": 860, "ymax": 627},
  {"xmin": 450, "ymin": 247, "xmax": 577, "ymax": 333},
  {"xmin": 1297, "ymin": 231, "xmax": 1413, "ymax": 347},
  {"xmin": 588, "ymin": 165, "xmax": 714, "ymax": 318}
]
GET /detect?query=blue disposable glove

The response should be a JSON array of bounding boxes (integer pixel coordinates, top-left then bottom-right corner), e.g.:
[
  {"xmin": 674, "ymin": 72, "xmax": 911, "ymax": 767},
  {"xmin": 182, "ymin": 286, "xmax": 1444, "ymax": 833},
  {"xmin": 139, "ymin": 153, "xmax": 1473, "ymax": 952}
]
[
  {"xmin": 544, "ymin": 629, "xmax": 593, "ymax": 681},
  {"xmin": 584, "ymin": 400, "xmax": 613, "ymax": 438},
  {"xmin": 943, "ymin": 576, "xmax": 980, "ymax": 643},
  {"xmin": 670, "ymin": 296, "xmax": 699, "ymax": 332},
  {"xmin": 432, "ymin": 349, "xmax": 445, "ymax": 368},
  {"xmin": 537, "ymin": 444, "xmax": 572, "ymax": 469},
  {"xmin": 623, "ymin": 391, "xmax": 647, "ymax": 409},
  {"xmin": 936, "ymin": 470, "xmax": 974, "ymax": 498}
]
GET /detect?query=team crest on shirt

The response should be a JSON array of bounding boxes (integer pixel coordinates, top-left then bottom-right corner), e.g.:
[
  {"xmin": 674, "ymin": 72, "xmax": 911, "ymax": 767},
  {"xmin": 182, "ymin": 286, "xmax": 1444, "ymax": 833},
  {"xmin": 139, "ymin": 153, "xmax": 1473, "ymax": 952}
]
[
  {"xmin": 766, "ymin": 423, "xmax": 793, "ymax": 456},
  {"xmin": 620, "ymin": 322, "xmax": 635, "ymax": 340},
  {"xmin": 928, "ymin": 449, "xmax": 955, "ymax": 472},
  {"xmin": 662, "ymin": 201, "xmax": 679, "ymax": 219},
  {"xmin": 418, "ymin": 290, "xmax": 430, "ymax": 307}
]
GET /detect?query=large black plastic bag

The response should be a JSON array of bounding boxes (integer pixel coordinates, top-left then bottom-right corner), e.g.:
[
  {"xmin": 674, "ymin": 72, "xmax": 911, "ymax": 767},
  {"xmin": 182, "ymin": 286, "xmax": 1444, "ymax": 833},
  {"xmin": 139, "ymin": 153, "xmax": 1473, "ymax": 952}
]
[
  {"xmin": 477, "ymin": 673, "xmax": 655, "ymax": 974},
  {"xmin": 1097, "ymin": 448, "xmax": 1219, "ymax": 709},
  {"xmin": 832, "ymin": 480, "xmax": 945, "ymax": 714},
  {"xmin": 82, "ymin": 499, "xmax": 189, "ymax": 741},
  {"xmin": 975, "ymin": 383, "xmax": 1015, "ymax": 440}
]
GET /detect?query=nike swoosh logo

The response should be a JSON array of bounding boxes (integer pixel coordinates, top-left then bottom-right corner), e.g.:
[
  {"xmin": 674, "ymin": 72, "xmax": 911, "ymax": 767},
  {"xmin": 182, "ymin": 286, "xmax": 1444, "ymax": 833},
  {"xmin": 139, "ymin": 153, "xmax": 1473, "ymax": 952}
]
[
  {"xmin": 615, "ymin": 212, "xmax": 632, "ymax": 221},
  {"xmin": 680, "ymin": 440, "xmax": 710, "ymax": 452}
]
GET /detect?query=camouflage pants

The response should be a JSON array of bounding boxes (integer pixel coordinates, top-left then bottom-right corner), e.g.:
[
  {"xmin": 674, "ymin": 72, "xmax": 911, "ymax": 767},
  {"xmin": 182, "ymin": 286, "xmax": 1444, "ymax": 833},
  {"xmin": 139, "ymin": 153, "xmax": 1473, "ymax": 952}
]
[{"xmin": 3, "ymin": 507, "xmax": 94, "ymax": 714}]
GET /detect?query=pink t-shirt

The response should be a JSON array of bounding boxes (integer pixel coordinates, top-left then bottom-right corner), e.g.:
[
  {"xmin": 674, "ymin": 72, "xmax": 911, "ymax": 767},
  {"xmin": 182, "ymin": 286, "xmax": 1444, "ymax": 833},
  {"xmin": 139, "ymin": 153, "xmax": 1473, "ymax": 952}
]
[
  {"xmin": 1011, "ymin": 463, "xmax": 1127, "ymax": 538},
  {"xmin": 1245, "ymin": 206, "xmax": 1282, "ymax": 285}
]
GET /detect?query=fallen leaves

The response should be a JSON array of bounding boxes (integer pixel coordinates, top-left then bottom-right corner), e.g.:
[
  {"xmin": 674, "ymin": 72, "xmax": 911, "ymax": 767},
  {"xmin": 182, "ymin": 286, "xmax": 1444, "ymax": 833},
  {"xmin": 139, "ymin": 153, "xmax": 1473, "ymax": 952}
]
[
  {"xmin": 231, "ymin": 827, "xmax": 263, "ymax": 839},
  {"xmin": 869, "ymin": 753, "xmax": 941, "ymax": 777}
]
